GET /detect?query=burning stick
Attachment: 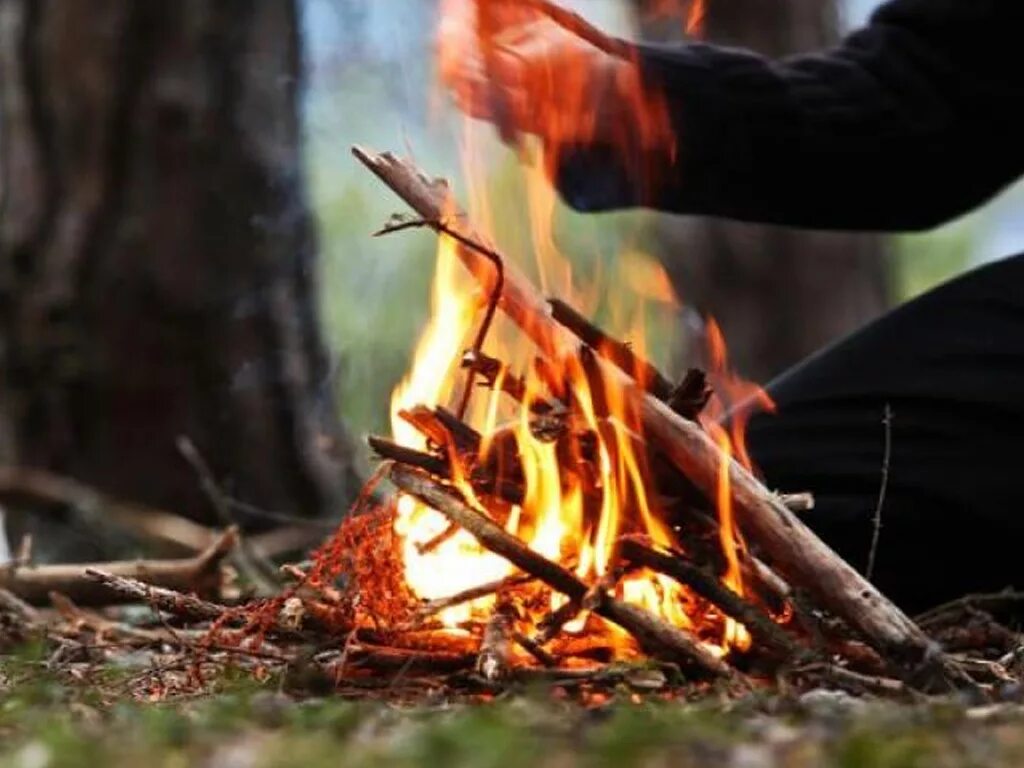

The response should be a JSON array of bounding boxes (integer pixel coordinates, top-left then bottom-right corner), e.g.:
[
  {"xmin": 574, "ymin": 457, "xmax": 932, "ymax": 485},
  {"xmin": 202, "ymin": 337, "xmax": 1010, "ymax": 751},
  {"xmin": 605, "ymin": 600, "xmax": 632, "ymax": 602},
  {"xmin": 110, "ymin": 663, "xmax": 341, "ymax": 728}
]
[
  {"xmin": 389, "ymin": 464, "xmax": 732, "ymax": 678},
  {"xmin": 353, "ymin": 146, "xmax": 931, "ymax": 664},
  {"xmin": 417, "ymin": 574, "xmax": 535, "ymax": 618},
  {"xmin": 618, "ymin": 537, "xmax": 804, "ymax": 661},
  {"xmin": 549, "ymin": 298, "xmax": 675, "ymax": 400}
]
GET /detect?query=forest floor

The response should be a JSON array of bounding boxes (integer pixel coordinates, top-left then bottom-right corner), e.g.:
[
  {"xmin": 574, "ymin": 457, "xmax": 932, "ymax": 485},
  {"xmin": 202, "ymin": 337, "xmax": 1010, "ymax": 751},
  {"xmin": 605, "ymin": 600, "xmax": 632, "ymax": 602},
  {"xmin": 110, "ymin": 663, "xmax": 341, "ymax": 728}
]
[{"xmin": 4, "ymin": 642, "xmax": 1024, "ymax": 768}]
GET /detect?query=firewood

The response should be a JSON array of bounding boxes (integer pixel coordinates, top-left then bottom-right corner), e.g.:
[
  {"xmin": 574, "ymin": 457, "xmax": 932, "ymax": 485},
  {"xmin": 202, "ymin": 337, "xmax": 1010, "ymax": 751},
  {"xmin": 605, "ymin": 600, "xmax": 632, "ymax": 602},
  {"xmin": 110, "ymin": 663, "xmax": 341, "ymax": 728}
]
[
  {"xmin": 549, "ymin": 298, "xmax": 674, "ymax": 401},
  {"xmin": 1, "ymin": 528, "xmax": 237, "ymax": 606},
  {"xmin": 353, "ymin": 145, "xmax": 930, "ymax": 663},
  {"xmin": 389, "ymin": 464, "xmax": 732, "ymax": 678},
  {"xmin": 618, "ymin": 536, "xmax": 804, "ymax": 660},
  {"xmin": 668, "ymin": 369, "xmax": 712, "ymax": 421},
  {"xmin": 416, "ymin": 573, "xmax": 535, "ymax": 618},
  {"xmin": 368, "ymin": 434, "xmax": 526, "ymax": 508},
  {"xmin": 368, "ymin": 435, "xmax": 448, "ymax": 477}
]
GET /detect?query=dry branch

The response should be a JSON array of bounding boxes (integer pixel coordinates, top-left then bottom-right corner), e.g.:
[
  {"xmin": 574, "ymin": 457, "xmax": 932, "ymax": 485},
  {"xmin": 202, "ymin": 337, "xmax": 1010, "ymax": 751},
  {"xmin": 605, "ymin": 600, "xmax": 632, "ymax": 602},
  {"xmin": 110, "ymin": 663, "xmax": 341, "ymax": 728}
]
[
  {"xmin": 83, "ymin": 569, "xmax": 228, "ymax": 622},
  {"xmin": 417, "ymin": 574, "xmax": 535, "ymax": 618},
  {"xmin": 1, "ymin": 528, "xmax": 237, "ymax": 606},
  {"xmin": 549, "ymin": 298, "xmax": 674, "ymax": 400},
  {"xmin": 354, "ymin": 145, "xmax": 930, "ymax": 663},
  {"xmin": 389, "ymin": 464, "xmax": 731, "ymax": 678}
]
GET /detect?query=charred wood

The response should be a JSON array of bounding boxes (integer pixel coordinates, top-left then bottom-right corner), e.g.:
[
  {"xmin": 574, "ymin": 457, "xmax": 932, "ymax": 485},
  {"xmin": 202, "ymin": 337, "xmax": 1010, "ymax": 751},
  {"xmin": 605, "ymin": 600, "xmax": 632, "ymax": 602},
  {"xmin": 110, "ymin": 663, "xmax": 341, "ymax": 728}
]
[{"xmin": 389, "ymin": 464, "xmax": 732, "ymax": 678}]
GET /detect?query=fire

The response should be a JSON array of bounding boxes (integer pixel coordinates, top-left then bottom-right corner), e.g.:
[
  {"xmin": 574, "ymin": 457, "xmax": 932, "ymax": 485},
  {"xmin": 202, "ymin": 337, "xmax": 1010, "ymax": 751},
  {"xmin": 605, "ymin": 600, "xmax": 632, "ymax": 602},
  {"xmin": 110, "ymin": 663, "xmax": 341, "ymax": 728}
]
[{"xmin": 384, "ymin": 0, "xmax": 771, "ymax": 658}]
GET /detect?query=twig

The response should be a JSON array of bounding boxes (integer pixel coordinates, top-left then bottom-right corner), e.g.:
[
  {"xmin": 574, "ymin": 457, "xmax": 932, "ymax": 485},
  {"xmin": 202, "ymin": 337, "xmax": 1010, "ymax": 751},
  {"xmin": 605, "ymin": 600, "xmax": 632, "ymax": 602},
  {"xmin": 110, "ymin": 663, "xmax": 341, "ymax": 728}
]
[
  {"xmin": 916, "ymin": 589, "xmax": 1024, "ymax": 627},
  {"xmin": 794, "ymin": 662, "xmax": 911, "ymax": 698},
  {"xmin": 866, "ymin": 404, "xmax": 892, "ymax": 581},
  {"xmin": 0, "ymin": 587, "xmax": 41, "ymax": 625},
  {"xmin": 417, "ymin": 574, "xmax": 535, "ymax": 618},
  {"xmin": 83, "ymin": 569, "xmax": 229, "ymax": 622},
  {"xmin": 512, "ymin": 631, "xmax": 558, "ymax": 667},
  {"xmin": 177, "ymin": 436, "xmax": 282, "ymax": 595},
  {"xmin": 549, "ymin": 298, "xmax": 674, "ymax": 400},
  {"xmin": 1, "ymin": 528, "xmax": 237, "ymax": 606},
  {"xmin": 373, "ymin": 215, "xmax": 504, "ymax": 421}
]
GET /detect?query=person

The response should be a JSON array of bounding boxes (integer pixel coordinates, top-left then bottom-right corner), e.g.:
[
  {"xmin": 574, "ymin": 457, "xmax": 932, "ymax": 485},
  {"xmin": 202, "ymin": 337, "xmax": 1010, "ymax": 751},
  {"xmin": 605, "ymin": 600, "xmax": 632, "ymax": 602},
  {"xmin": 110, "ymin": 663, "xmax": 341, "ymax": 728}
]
[{"xmin": 445, "ymin": 0, "xmax": 1024, "ymax": 612}]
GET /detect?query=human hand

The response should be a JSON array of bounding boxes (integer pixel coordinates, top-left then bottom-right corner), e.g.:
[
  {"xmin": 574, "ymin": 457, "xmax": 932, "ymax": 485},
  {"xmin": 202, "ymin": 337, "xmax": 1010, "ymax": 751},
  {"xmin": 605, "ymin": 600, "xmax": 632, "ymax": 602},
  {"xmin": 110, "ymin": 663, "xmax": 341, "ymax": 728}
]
[{"xmin": 439, "ymin": 5, "xmax": 631, "ymax": 152}]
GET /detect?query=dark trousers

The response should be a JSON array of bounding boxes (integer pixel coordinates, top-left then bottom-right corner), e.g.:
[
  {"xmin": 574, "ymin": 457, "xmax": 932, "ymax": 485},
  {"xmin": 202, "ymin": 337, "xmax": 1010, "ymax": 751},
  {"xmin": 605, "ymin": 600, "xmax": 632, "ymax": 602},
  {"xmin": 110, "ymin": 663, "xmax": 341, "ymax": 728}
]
[{"xmin": 747, "ymin": 253, "xmax": 1024, "ymax": 614}]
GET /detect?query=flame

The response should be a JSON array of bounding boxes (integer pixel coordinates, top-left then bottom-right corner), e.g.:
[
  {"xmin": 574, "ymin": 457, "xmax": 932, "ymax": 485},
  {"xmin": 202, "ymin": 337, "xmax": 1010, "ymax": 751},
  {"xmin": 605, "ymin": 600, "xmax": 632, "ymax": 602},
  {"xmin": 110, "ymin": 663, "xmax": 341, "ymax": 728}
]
[
  {"xmin": 438, "ymin": 0, "xmax": 678, "ymax": 203},
  {"xmin": 384, "ymin": 0, "xmax": 771, "ymax": 657}
]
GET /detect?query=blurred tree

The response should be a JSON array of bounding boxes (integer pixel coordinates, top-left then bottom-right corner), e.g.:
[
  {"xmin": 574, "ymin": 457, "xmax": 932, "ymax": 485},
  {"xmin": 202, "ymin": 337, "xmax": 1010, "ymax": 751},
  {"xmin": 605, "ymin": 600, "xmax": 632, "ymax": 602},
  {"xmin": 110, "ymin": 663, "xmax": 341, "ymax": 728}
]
[
  {"xmin": 0, "ymin": 0, "xmax": 357, "ymax": 532},
  {"xmin": 633, "ymin": 0, "xmax": 890, "ymax": 381}
]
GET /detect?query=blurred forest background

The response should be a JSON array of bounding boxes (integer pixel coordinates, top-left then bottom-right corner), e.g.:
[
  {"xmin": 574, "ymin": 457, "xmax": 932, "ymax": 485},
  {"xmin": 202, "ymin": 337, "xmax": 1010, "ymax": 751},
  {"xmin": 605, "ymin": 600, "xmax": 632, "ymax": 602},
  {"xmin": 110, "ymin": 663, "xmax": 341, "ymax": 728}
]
[{"xmin": 0, "ymin": 0, "xmax": 1021, "ymax": 548}]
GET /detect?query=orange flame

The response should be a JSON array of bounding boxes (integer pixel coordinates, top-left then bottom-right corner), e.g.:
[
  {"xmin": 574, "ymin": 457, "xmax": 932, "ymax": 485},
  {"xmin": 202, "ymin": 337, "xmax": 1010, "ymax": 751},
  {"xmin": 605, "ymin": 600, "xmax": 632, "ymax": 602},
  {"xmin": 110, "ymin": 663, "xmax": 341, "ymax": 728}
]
[{"xmin": 385, "ymin": 0, "xmax": 769, "ymax": 658}]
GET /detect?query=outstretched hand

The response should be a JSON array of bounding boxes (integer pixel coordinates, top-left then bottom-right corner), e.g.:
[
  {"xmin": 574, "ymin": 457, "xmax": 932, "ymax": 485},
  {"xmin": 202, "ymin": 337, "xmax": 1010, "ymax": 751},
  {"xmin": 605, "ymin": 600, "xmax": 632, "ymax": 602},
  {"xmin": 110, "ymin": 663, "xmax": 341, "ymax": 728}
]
[{"xmin": 439, "ymin": 6, "xmax": 628, "ymax": 151}]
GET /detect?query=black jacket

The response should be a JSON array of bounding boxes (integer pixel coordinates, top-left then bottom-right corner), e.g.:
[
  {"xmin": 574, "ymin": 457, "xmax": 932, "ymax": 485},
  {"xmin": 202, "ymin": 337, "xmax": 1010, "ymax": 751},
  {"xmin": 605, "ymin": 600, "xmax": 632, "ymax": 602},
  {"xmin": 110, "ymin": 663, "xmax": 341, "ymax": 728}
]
[{"xmin": 556, "ymin": 0, "xmax": 1024, "ymax": 231}]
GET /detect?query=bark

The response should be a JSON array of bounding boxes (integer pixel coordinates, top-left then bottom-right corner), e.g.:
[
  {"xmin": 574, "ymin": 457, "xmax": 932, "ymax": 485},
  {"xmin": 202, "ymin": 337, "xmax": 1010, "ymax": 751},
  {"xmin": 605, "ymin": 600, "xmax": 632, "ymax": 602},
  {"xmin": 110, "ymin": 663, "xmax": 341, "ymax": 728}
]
[
  {"xmin": 634, "ymin": 0, "xmax": 890, "ymax": 381},
  {"xmin": 0, "ymin": 1, "xmax": 357, "ymax": 531}
]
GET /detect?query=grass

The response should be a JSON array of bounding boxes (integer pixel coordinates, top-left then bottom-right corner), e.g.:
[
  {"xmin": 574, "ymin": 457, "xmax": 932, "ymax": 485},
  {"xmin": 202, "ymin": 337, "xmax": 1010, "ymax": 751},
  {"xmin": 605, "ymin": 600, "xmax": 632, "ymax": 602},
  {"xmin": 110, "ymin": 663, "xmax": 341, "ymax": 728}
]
[{"xmin": 4, "ymin": 642, "xmax": 1024, "ymax": 768}]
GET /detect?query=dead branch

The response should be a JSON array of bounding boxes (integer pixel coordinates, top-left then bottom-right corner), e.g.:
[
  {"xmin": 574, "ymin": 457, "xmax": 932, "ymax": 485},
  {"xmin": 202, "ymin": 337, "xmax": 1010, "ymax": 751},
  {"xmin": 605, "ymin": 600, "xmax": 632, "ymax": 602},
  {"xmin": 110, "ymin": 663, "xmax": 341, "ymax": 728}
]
[
  {"xmin": 83, "ymin": 569, "xmax": 228, "ymax": 622},
  {"xmin": 1, "ymin": 527, "xmax": 236, "ymax": 608},
  {"xmin": 619, "ymin": 537, "xmax": 804, "ymax": 660},
  {"xmin": 352, "ymin": 145, "xmax": 931, "ymax": 663},
  {"xmin": 0, "ymin": 587, "xmax": 41, "ymax": 625},
  {"xmin": 866, "ymin": 404, "xmax": 892, "ymax": 581},
  {"xmin": 389, "ymin": 464, "xmax": 732, "ymax": 678},
  {"xmin": 549, "ymin": 298, "xmax": 674, "ymax": 400},
  {"xmin": 417, "ymin": 574, "xmax": 535, "ymax": 618}
]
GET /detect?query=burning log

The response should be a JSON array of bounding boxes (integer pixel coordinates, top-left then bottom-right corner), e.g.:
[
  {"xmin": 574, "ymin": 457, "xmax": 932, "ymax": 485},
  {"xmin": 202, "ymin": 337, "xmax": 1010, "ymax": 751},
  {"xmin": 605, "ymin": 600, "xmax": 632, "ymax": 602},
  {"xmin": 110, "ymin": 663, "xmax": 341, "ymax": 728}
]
[
  {"xmin": 618, "ymin": 536, "xmax": 803, "ymax": 660},
  {"xmin": 389, "ymin": 464, "xmax": 733, "ymax": 678},
  {"xmin": 353, "ymin": 145, "xmax": 931, "ymax": 664}
]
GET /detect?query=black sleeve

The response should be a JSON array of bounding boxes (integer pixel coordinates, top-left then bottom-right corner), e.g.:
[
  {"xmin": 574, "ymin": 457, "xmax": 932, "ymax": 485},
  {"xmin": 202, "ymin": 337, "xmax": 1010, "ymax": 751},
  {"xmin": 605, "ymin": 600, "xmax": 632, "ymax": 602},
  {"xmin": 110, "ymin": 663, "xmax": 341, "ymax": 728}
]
[{"xmin": 554, "ymin": 0, "xmax": 1024, "ymax": 232}]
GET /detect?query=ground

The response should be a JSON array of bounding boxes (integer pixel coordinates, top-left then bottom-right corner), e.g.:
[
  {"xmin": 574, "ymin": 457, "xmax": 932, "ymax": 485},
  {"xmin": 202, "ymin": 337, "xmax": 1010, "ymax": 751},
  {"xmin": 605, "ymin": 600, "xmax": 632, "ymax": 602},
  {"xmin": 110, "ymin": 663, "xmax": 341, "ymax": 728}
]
[{"xmin": 3, "ymin": 643, "xmax": 1024, "ymax": 768}]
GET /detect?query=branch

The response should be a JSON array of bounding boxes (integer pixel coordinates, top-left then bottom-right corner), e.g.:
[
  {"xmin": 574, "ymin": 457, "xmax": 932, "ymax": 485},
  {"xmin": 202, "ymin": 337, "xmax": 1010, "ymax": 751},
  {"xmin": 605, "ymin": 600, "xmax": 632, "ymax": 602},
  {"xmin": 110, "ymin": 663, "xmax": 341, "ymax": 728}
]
[
  {"xmin": 1, "ymin": 528, "xmax": 237, "ymax": 606},
  {"xmin": 389, "ymin": 464, "xmax": 732, "ymax": 678}
]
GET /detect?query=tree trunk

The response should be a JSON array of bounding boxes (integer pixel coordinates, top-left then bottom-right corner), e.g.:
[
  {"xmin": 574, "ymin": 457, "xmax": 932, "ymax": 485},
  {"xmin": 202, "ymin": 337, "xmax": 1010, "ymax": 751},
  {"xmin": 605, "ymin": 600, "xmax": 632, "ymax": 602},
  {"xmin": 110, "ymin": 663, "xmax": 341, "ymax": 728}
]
[
  {"xmin": 635, "ymin": 0, "xmax": 890, "ymax": 381},
  {"xmin": 0, "ymin": 0, "xmax": 356, "ymax": 534}
]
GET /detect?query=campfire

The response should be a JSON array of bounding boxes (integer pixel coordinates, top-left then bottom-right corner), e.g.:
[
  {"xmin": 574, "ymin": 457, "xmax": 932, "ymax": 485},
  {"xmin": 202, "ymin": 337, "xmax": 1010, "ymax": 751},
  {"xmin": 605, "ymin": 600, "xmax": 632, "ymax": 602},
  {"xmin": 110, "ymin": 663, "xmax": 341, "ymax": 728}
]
[{"xmin": 226, "ymin": 143, "xmax": 944, "ymax": 694}]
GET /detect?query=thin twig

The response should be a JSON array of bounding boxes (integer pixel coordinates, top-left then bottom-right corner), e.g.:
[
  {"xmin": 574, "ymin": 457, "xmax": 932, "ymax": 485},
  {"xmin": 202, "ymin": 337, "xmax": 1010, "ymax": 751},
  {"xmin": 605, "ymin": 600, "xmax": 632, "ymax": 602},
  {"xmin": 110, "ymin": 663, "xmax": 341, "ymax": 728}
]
[{"xmin": 866, "ymin": 404, "xmax": 892, "ymax": 581}]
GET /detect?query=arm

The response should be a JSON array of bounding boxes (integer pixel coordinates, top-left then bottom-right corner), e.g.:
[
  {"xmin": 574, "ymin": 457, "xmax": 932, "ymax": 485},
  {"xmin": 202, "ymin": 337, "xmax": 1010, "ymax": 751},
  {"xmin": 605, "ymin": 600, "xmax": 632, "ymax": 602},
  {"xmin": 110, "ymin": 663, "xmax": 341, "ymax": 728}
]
[{"xmin": 557, "ymin": 0, "xmax": 1024, "ymax": 231}]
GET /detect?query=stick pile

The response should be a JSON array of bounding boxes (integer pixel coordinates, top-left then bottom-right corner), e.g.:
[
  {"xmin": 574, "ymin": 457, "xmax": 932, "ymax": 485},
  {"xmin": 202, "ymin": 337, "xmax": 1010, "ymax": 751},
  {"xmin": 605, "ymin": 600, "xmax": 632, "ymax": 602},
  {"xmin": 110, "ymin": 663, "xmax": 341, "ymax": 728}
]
[{"xmin": 348, "ymin": 145, "xmax": 954, "ymax": 688}]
